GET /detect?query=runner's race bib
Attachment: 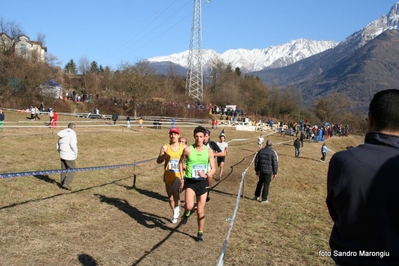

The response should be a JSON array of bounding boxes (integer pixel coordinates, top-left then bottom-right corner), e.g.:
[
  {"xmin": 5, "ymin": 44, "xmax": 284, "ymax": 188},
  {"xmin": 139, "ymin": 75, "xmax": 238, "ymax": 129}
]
[
  {"xmin": 168, "ymin": 159, "xmax": 179, "ymax": 172},
  {"xmin": 192, "ymin": 164, "xmax": 207, "ymax": 179}
]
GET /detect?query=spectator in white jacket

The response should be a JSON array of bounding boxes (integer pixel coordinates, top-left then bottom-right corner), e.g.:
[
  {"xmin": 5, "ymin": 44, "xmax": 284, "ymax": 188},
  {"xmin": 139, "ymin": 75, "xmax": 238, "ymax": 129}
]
[{"xmin": 57, "ymin": 123, "xmax": 78, "ymax": 190}]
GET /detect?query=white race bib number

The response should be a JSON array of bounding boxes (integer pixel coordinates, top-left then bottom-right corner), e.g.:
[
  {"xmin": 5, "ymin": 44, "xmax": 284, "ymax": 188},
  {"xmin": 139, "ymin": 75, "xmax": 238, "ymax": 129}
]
[
  {"xmin": 192, "ymin": 164, "xmax": 207, "ymax": 179},
  {"xmin": 168, "ymin": 159, "xmax": 179, "ymax": 172}
]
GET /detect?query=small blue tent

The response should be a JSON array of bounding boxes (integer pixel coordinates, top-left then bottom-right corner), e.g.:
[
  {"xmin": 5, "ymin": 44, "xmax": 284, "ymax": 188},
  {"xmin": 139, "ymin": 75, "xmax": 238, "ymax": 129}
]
[{"xmin": 41, "ymin": 79, "xmax": 63, "ymax": 99}]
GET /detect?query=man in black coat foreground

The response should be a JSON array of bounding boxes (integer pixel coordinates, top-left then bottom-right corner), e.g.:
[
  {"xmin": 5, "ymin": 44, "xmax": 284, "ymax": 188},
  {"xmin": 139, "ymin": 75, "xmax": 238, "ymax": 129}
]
[
  {"xmin": 327, "ymin": 89, "xmax": 399, "ymax": 266},
  {"xmin": 253, "ymin": 139, "xmax": 278, "ymax": 203}
]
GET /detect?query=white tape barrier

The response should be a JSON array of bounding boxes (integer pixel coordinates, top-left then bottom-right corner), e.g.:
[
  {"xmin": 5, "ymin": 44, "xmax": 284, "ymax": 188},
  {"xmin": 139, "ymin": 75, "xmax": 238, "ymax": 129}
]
[
  {"xmin": 215, "ymin": 138, "xmax": 291, "ymax": 266},
  {"xmin": 216, "ymin": 153, "xmax": 257, "ymax": 266}
]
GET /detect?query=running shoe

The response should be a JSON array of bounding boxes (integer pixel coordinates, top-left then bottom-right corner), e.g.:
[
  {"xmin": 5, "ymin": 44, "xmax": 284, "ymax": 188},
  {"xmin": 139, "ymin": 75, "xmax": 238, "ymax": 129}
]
[
  {"xmin": 62, "ymin": 184, "xmax": 72, "ymax": 191},
  {"xmin": 181, "ymin": 210, "xmax": 191, "ymax": 224},
  {"xmin": 172, "ymin": 206, "xmax": 180, "ymax": 224},
  {"xmin": 196, "ymin": 232, "xmax": 204, "ymax": 242},
  {"xmin": 173, "ymin": 206, "xmax": 180, "ymax": 219}
]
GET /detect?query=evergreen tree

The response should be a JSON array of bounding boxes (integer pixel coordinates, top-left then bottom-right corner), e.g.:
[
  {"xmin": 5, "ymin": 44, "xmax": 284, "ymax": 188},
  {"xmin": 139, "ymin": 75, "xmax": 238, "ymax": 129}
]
[
  {"xmin": 90, "ymin": 61, "xmax": 99, "ymax": 73},
  {"xmin": 64, "ymin": 59, "xmax": 77, "ymax": 75}
]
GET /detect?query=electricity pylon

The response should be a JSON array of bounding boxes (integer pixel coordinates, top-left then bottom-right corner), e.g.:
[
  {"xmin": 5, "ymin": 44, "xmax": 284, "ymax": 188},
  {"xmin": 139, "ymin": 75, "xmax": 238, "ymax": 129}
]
[{"xmin": 186, "ymin": 0, "xmax": 203, "ymax": 102}]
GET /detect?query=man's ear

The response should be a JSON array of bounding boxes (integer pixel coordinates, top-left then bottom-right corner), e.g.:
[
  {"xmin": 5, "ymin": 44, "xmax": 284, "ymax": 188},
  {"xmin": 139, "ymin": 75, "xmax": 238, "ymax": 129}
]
[{"xmin": 367, "ymin": 112, "xmax": 374, "ymax": 132}]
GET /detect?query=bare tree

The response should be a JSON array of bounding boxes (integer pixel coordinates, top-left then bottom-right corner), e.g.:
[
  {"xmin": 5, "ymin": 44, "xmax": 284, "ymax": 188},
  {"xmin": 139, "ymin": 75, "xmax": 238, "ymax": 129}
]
[
  {"xmin": 240, "ymin": 75, "xmax": 269, "ymax": 116},
  {"xmin": 78, "ymin": 56, "xmax": 90, "ymax": 89},
  {"xmin": 46, "ymin": 53, "xmax": 61, "ymax": 66},
  {"xmin": 0, "ymin": 18, "xmax": 24, "ymax": 53},
  {"xmin": 0, "ymin": 17, "xmax": 24, "ymax": 39},
  {"xmin": 78, "ymin": 56, "xmax": 90, "ymax": 75},
  {"xmin": 268, "ymin": 84, "xmax": 281, "ymax": 118},
  {"xmin": 0, "ymin": 50, "xmax": 60, "ymax": 108},
  {"xmin": 36, "ymin": 32, "xmax": 46, "ymax": 45},
  {"xmin": 101, "ymin": 66, "xmax": 113, "ymax": 92},
  {"xmin": 313, "ymin": 92, "xmax": 353, "ymax": 122},
  {"xmin": 118, "ymin": 60, "xmax": 156, "ymax": 117}
]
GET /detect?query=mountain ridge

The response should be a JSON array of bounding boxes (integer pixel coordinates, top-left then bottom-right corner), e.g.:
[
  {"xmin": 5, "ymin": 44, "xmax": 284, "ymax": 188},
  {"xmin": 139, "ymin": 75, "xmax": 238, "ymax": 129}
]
[
  {"xmin": 299, "ymin": 29, "xmax": 399, "ymax": 112},
  {"xmin": 147, "ymin": 2, "xmax": 399, "ymax": 113},
  {"xmin": 147, "ymin": 38, "xmax": 337, "ymax": 73},
  {"xmin": 250, "ymin": 2, "xmax": 399, "ymax": 112}
]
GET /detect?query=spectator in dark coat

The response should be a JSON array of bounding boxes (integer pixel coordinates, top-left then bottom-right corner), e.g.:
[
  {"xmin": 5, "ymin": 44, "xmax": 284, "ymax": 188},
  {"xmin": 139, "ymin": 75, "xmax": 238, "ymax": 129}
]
[
  {"xmin": 293, "ymin": 138, "xmax": 301, "ymax": 157},
  {"xmin": 300, "ymin": 131, "xmax": 305, "ymax": 147},
  {"xmin": 0, "ymin": 108, "xmax": 4, "ymax": 130},
  {"xmin": 326, "ymin": 89, "xmax": 399, "ymax": 265},
  {"xmin": 112, "ymin": 113, "xmax": 118, "ymax": 125},
  {"xmin": 253, "ymin": 140, "xmax": 278, "ymax": 203}
]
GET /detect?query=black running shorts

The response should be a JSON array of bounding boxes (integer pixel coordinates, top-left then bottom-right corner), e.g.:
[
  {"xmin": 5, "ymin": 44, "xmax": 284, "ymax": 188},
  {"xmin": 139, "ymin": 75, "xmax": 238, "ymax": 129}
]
[{"xmin": 183, "ymin": 178, "xmax": 209, "ymax": 196}]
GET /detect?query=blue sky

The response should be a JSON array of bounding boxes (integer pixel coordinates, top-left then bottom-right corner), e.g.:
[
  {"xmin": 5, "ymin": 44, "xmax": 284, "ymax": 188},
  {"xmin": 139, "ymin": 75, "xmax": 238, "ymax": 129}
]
[{"xmin": 1, "ymin": 0, "xmax": 398, "ymax": 69}]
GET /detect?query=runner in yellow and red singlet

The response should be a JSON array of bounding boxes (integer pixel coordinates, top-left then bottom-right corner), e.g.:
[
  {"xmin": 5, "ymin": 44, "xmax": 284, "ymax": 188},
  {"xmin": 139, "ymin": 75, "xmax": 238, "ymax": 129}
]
[{"xmin": 157, "ymin": 127, "xmax": 186, "ymax": 224}]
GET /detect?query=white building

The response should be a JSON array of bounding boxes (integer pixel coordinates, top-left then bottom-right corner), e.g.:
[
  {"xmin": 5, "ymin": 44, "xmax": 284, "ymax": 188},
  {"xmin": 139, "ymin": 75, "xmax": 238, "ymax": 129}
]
[
  {"xmin": 0, "ymin": 33, "xmax": 47, "ymax": 62},
  {"xmin": 0, "ymin": 32, "xmax": 14, "ymax": 52}
]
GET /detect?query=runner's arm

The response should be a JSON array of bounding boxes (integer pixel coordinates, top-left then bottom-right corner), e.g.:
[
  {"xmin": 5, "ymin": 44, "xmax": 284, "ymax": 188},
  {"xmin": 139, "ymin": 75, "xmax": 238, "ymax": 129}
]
[
  {"xmin": 207, "ymin": 149, "xmax": 216, "ymax": 177},
  {"xmin": 156, "ymin": 145, "xmax": 167, "ymax": 164},
  {"xmin": 210, "ymin": 142, "xmax": 224, "ymax": 157},
  {"xmin": 207, "ymin": 149, "xmax": 216, "ymax": 187},
  {"xmin": 179, "ymin": 147, "xmax": 190, "ymax": 179}
]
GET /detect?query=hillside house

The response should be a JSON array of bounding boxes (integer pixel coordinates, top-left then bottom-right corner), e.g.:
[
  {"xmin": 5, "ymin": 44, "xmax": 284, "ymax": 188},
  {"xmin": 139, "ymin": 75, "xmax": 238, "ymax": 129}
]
[
  {"xmin": 0, "ymin": 32, "xmax": 14, "ymax": 53},
  {"xmin": 0, "ymin": 33, "xmax": 47, "ymax": 62}
]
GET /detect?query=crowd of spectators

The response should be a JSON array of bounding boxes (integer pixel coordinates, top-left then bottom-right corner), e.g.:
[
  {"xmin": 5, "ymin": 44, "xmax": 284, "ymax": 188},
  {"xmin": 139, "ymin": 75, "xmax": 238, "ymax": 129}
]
[
  {"xmin": 64, "ymin": 91, "xmax": 98, "ymax": 103},
  {"xmin": 277, "ymin": 119, "xmax": 350, "ymax": 142},
  {"xmin": 60, "ymin": 94, "xmax": 350, "ymax": 137}
]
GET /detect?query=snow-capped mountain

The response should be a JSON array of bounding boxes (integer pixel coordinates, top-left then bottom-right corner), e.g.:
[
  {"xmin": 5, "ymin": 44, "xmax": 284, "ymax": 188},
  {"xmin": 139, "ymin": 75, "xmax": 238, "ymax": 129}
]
[
  {"xmin": 147, "ymin": 39, "xmax": 338, "ymax": 73},
  {"xmin": 340, "ymin": 2, "xmax": 399, "ymax": 48},
  {"xmin": 252, "ymin": 2, "xmax": 399, "ymax": 113},
  {"xmin": 147, "ymin": 2, "xmax": 399, "ymax": 75}
]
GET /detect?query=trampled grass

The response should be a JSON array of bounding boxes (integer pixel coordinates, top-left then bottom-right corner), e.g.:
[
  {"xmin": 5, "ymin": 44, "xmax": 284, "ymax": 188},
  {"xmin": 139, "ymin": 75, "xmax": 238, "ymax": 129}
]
[{"xmin": 0, "ymin": 110, "xmax": 362, "ymax": 265}]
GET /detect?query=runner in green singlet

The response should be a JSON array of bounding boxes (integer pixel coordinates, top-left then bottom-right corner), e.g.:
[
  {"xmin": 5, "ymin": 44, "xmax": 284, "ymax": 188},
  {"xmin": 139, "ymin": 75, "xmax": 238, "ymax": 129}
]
[{"xmin": 179, "ymin": 126, "xmax": 215, "ymax": 242}]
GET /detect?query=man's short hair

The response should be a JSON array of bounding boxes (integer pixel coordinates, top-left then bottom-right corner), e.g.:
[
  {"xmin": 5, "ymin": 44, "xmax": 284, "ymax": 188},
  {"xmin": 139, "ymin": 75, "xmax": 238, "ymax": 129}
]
[
  {"xmin": 266, "ymin": 140, "xmax": 273, "ymax": 146},
  {"xmin": 194, "ymin": 126, "xmax": 207, "ymax": 136},
  {"xmin": 369, "ymin": 89, "xmax": 399, "ymax": 131},
  {"xmin": 68, "ymin": 123, "xmax": 76, "ymax": 129}
]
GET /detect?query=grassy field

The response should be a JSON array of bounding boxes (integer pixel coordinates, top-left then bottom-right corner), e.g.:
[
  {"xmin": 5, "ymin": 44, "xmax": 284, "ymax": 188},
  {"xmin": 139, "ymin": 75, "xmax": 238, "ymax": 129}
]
[{"xmin": 0, "ymin": 110, "xmax": 362, "ymax": 266}]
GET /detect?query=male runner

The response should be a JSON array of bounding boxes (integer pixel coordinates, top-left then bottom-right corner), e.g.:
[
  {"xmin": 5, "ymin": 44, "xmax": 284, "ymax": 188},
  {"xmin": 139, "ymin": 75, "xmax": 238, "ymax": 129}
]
[
  {"xmin": 204, "ymin": 129, "xmax": 224, "ymax": 181},
  {"xmin": 216, "ymin": 134, "xmax": 229, "ymax": 179},
  {"xmin": 179, "ymin": 126, "xmax": 215, "ymax": 242},
  {"xmin": 157, "ymin": 127, "xmax": 185, "ymax": 223},
  {"xmin": 179, "ymin": 136, "xmax": 187, "ymax": 145}
]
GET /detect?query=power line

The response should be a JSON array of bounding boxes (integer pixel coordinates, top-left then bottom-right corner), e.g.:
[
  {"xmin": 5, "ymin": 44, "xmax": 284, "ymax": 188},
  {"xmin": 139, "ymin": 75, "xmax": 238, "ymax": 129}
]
[
  {"xmin": 98, "ymin": 0, "xmax": 191, "ymax": 65},
  {"xmin": 119, "ymin": 3, "xmax": 192, "ymax": 61}
]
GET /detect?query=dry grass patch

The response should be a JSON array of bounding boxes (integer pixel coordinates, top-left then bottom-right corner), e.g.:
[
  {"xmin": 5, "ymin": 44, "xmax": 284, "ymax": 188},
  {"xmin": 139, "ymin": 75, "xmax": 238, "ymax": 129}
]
[{"xmin": 0, "ymin": 110, "xmax": 362, "ymax": 265}]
